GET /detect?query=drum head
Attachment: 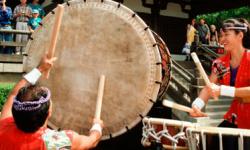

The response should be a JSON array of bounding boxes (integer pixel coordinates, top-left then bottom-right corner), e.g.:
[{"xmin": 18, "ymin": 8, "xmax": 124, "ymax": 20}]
[{"xmin": 24, "ymin": 0, "xmax": 162, "ymax": 139}]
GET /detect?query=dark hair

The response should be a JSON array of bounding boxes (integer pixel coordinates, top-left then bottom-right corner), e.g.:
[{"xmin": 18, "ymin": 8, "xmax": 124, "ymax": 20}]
[
  {"xmin": 12, "ymin": 85, "xmax": 50, "ymax": 133},
  {"xmin": 222, "ymin": 18, "xmax": 250, "ymax": 48}
]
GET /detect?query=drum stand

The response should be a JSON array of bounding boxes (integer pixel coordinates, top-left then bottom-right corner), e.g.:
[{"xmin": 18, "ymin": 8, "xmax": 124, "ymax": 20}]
[{"xmin": 142, "ymin": 117, "xmax": 250, "ymax": 150}]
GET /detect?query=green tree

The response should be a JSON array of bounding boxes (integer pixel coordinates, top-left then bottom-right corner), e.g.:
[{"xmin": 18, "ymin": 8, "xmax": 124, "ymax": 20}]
[
  {"xmin": 197, "ymin": 6, "xmax": 250, "ymax": 29},
  {"xmin": 0, "ymin": 83, "xmax": 14, "ymax": 111}
]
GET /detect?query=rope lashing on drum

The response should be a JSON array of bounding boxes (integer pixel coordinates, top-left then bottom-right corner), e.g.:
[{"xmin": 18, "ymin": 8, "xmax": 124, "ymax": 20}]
[
  {"xmin": 142, "ymin": 118, "xmax": 161, "ymax": 145},
  {"xmin": 171, "ymin": 122, "xmax": 188, "ymax": 150},
  {"xmin": 201, "ymin": 130, "xmax": 206, "ymax": 150},
  {"xmin": 141, "ymin": 118, "xmax": 189, "ymax": 149},
  {"xmin": 186, "ymin": 127, "xmax": 200, "ymax": 150},
  {"xmin": 238, "ymin": 132, "xmax": 244, "ymax": 150},
  {"xmin": 219, "ymin": 132, "xmax": 223, "ymax": 150}
]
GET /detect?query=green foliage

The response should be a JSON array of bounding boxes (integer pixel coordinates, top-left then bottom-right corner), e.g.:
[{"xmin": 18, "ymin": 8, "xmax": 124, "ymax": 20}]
[
  {"xmin": 0, "ymin": 83, "xmax": 14, "ymax": 111},
  {"xmin": 197, "ymin": 6, "xmax": 250, "ymax": 29}
]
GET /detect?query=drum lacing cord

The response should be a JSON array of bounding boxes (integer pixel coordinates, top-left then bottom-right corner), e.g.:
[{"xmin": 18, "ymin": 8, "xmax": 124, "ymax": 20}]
[
  {"xmin": 159, "ymin": 120, "xmax": 179, "ymax": 148},
  {"xmin": 172, "ymin": 122, "xmax": 188, "ymax": 150},
  {"xmin": 158, "ymin": 121, "xmax": 188, "ymax": 150},
  {"xmin": 186, "ymin": 124, "xmax": 200, "ymax": 150},
  {"xmin": 219, "ymin": 132, "xmax": 223, "ymax": 150},
  {"xmin": 201, "ymin": 130, "xmax": 206, "ymax": 150},
  {"xmin": 141, "ymin": 118, "xmax": 161, "ymax": 146},
  {"xmin": 238, "ymin": 132, "xmax": 244, "ymax": 150}
]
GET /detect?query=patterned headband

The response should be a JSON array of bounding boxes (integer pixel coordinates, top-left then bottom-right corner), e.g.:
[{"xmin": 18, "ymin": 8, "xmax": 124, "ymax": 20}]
[
  {"xmin": 222, "ymin": 22, "xmax": 248, "ymax": 32},
  {"xmin": 13, "ymin": 88, "xmax": 51, "ymax": 111}
]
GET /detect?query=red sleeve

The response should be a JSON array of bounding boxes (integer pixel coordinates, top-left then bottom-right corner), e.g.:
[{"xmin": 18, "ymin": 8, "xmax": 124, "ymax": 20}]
[{"xmin": 0, "ymin": 117, "xmax": 14, "ymax": 125}]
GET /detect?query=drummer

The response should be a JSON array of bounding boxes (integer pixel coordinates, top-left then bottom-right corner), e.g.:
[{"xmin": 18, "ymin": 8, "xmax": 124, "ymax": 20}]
[
  {"xmin": 0, "ymin": 54, "xmax": 103, "ymax": 149},
  {"xmin": 190, "ymin": 18, "xmax": 250, "ymax": 149}
]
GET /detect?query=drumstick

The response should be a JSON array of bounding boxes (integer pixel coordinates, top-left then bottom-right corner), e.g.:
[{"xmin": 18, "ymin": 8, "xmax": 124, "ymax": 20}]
[
  {"xmin": 162, "ymin": 99, "xmax": 193, "ymax": 113},
  {"xmin": 45, "ymin": 4, "xmax": 64, "ymax": 78},
  {"xmin": 191, "ymin": 52, "xmax": 211, "ymax": 87},
  {"xmin": 95, "ymin": 75, "xmax": 106, "ymax": 119}
]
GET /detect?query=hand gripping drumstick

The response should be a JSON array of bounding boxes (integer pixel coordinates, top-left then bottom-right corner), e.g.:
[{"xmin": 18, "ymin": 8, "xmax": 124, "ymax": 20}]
[
  {"xmin": 162, "ymin": 99, "xmax": 193, "ymax": 113},
  {"xmin": 95, "ymin": 75, "xmax": 106, "ymax": 119},
  {"xmin": 191, "ymin": 52, "xmax": 211, "ymax": 87},
  {"xmin": 45, "ymin": 4, "xmax": 64, "ymax": 78}
]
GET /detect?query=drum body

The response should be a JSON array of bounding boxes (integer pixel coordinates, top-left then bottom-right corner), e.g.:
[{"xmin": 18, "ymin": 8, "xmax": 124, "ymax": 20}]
[
  {"xmin": 152, "ymin": 31, "xmax": 171, "ymax": 100},
  {"xmin": 23, "ymin": 0, "xmax": 171, "ymax": 140}
]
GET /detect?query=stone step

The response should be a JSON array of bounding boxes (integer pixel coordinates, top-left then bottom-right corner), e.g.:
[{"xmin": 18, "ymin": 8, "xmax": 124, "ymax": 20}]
[
  {"xmin": 205, "ymin": 105, "xmax": 230, "ymax": 112},
  {"xmin": 171, "ymin": 54, "xmax": 186, "ymax": 61},
  {"xmin": 0, "ymin": 63, "xmax": 23, "ymax": 73},
  {"xmin": 207, "ymin": 97, "xmax": 233, "ymax": 105},
  {"xmin": 206, "ymin": 111, "xmax": 226, "ymax": 119}
]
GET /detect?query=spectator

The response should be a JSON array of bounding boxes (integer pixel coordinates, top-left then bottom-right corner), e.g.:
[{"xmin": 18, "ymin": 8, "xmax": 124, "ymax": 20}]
[
  {"xmin": 28, "ymin": 0, "xmax": 45, "ymax": 19},
  {"xmin": 28, "ymin": 9, "xmax": 41, "ymax": 33},
  {"xmin": 182, "ymin": 18, "xmax": 196, "ymax": 60},
  {"xmin": 13, "ymin": 0, "xmax": 32, "ymax": 55},
  {"xmin": 0, "ymin": 0, "xmax": 13, "ymax": 54},
  {"xmin": 196, "ymin": 18, "xmax": 210, "ymax": 44},
  {"xmin": 209, "ymin": 24, "xmax": 219, "ymax": 46}
]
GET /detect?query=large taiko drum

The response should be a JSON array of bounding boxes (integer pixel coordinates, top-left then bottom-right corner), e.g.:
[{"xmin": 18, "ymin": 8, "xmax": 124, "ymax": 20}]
[{"xmin": 23, "ymin": 0, "xmax": 171, "ymax": 140}]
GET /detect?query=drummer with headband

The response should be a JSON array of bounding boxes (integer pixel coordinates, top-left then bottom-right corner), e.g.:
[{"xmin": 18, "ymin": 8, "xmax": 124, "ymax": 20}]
[
  {"xmin": 0, "ymin": 54, "xmax": 103, "ymax": 149},
  {"xmin": 190, "ymin": 18, "xmax": 250, "ymax": 149}
]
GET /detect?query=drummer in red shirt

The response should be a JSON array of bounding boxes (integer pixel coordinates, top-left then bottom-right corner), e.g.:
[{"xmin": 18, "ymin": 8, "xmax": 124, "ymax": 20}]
[
  {"xmin": 190, "ymin": 18, "xmax": 250, "ymax": 149},
  {"xmin": 0, "ymin": 54, "xmax": 103, "ymax": 149}
]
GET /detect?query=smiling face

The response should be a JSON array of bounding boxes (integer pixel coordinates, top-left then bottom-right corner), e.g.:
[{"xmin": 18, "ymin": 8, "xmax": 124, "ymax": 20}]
[{"xmin": 220, "ymin": 29, "xmax": 243, "ymax": 53}]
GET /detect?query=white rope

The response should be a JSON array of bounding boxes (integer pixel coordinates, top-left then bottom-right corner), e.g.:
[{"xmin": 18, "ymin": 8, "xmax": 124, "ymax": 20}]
[
  {"xmin": 141, "ymin": 118, "xmax": 189, "ymax": 149},
  {"xmin": 141, "ymin": 118, "xmax": 161, "ymax": 146},
  {"xmin": 219, "ymin": 132, "xmax": 223, "ymax": 150},
  {"xmin": 238, "ymin": 132, "xmax": 244, "ymax": 150},
  {"xmin": 201, "ymin": 130, "xmax": 206, "ymax": 150}
]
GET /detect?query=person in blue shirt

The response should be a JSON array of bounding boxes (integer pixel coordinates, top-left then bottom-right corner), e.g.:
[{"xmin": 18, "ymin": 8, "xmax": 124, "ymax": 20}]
[
  {"xmin": 28, "ymin": 0, "xmax": 45, "ymax": 19},
  {"xmin": 0, "ymin": 0, "xmax": 13, "ymax": 54},
  {"xmin": 28, "ymin": 9, "xmax": 41, "ymax": 32}
]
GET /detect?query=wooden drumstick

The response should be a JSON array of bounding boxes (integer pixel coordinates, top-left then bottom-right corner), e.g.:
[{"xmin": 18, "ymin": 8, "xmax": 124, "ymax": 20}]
[
  {"xmin": 45, "ymin": 4, "xmax": 64, "ymax": 78},
  {"xmin": 95, "ymin": 75, "xmax": 106, "ymax": 119},
  {"xmin": 162, "ymin": 99, "xmax": 193, "ymax": 113},
  {"xmin": 191, "ymin": 52, "xmax": 211, "ymax": 87}
]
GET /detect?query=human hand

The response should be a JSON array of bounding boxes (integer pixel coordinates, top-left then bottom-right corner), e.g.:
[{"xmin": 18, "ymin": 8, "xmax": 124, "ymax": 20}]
[
  {"xmin": 17, "ymin": 12, "xmax": 23, "ymax": 17},
  {"xmin": 209, "ymin": 83, "xmax": 220, "ymax": 100},
  {"xmin": 37, "ymin": 53, "xmax": 57, "ymax": 77},
  {"xmin": 93, "ymin": 118, "xmax": 104, "ymax": 129},
  {"xmin": 25, "ymin": 13, "xmax": 30, "ymax": 17},
  {"xmin": 189, "ymin": 105, "xmax": 208, "ymax": 117}
]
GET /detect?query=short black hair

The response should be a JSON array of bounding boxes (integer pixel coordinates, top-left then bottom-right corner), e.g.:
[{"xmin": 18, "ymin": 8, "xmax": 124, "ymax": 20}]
[{"xmin": 12, "ymin": 85, "xmax": 50, "ymax": 133}]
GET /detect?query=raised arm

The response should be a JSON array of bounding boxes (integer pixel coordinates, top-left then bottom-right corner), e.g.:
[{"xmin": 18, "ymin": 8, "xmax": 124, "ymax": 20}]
[
  {"xmin": 189, "ymin": 72, "xmax": 218, "ymax": 117},
  {"xmin": 0, "ymin": 55, "xmax": 57, "ymax": 120},
  {"xmin": 71, "ymin": 119, "xmax": 103, "ymax": 150}
]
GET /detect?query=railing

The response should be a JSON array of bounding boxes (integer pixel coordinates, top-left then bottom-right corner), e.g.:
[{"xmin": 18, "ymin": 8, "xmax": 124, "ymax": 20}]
[
  {"xmin": 166, "ymin": 42, "xmax": 223, "ymax": 121},
  {"xmin": 0, "ymin": 29, "xmax": 31, "ymax": 48},
  {"xmin": 0, "ymin": 29, "xmax": 29, "ymax": 82},
  {"xmin": 167, "ymin": 59, "xmax": 199, "ymax": 107}
]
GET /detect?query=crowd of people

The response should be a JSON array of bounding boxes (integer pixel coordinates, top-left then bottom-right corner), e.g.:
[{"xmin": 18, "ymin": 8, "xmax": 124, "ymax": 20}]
[
  {"xmin": 182, "ymin": 18, "xmax": 221, "ymax": 59},
  {"xmin": 0, "ymin": 0, "xmax": 44, "ymax": 55},
  {"xmin": 0, "ymin": 0, "xmax": 249, "ymax": 148}
]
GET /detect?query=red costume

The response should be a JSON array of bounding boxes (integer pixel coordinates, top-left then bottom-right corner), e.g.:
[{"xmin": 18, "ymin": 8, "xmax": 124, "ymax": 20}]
[
  {"xmin": 212, "ymin": 51, "xmax": 250, "ymax": 128},
  {"xmin": 0, "ymin": 117, "xmax": 73, "ymax": 149}
]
